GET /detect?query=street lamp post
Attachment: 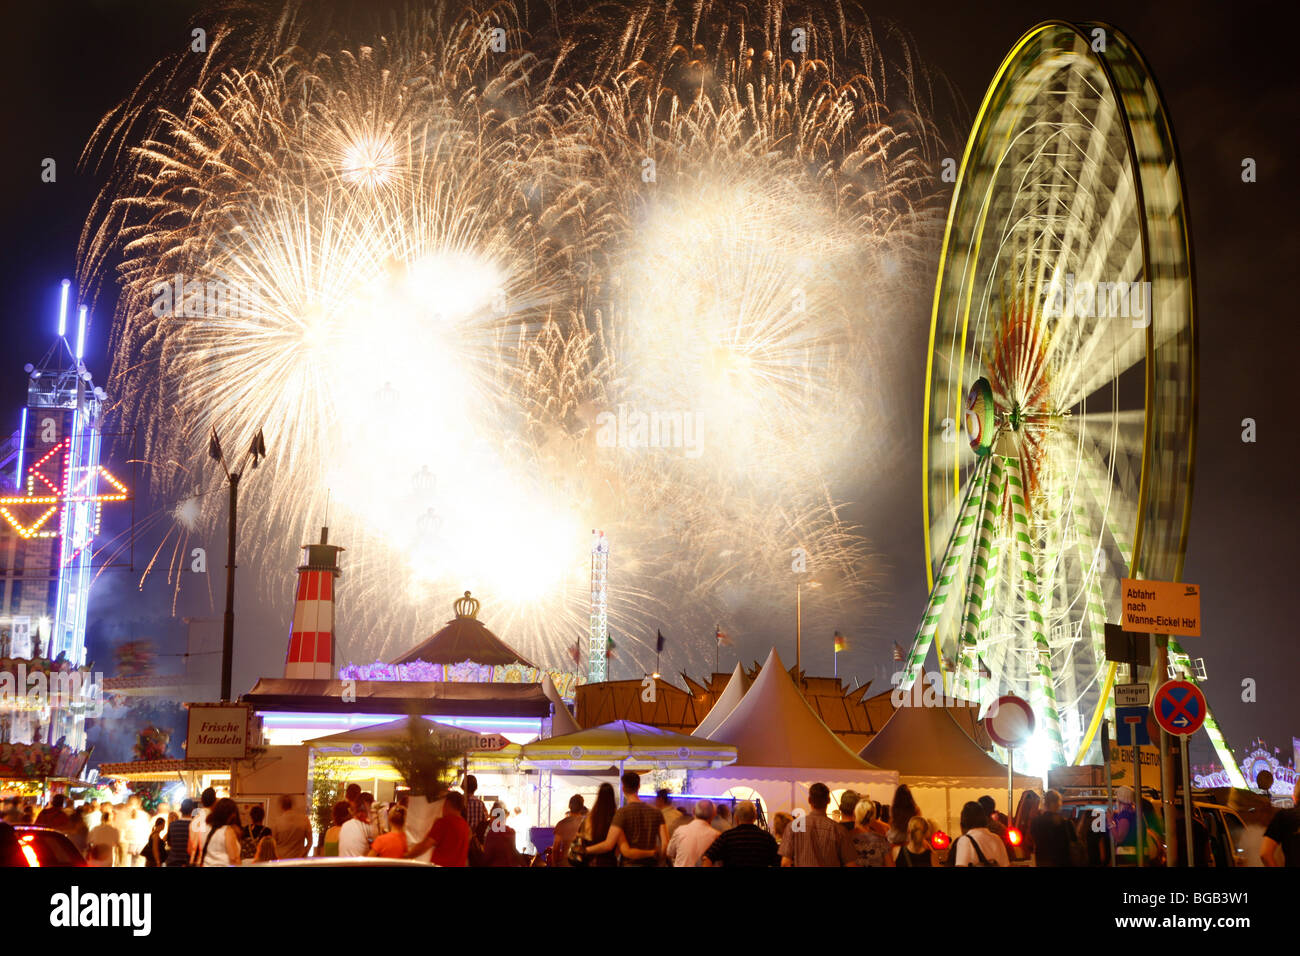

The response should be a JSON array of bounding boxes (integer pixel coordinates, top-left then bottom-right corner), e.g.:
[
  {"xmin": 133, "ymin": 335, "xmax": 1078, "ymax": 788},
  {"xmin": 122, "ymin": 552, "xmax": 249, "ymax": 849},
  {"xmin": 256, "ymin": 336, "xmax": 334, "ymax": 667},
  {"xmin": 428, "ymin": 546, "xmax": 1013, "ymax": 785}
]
[
  {"xmin": 210, "ymin": 426, "xmax": 267, "ymax": 703},
  {"xmin": 795, "ymin": 579, "xmax": 820, "ymax": 680}
]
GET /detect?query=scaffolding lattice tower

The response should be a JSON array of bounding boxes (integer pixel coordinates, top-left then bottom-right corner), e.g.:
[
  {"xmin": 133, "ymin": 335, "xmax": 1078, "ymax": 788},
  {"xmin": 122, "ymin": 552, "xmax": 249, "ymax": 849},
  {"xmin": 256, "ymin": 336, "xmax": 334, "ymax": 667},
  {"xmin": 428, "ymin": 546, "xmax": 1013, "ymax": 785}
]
[{"xmin": 587, "ymin": 530, "xmax": 609, "ymax": 683}]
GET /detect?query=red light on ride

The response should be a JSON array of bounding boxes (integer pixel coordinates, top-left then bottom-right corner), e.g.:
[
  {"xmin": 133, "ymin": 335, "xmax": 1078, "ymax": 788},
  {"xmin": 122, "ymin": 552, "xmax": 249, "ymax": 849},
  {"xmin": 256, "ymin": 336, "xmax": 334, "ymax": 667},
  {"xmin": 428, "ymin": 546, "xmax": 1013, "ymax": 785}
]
[
  {"xmin": 931, "ymin": 830, "xmax": 950, "ymax": 850},
  {"xmin": 1007, "ymin": 827, "xmax": 1023, "ymax": 847}
]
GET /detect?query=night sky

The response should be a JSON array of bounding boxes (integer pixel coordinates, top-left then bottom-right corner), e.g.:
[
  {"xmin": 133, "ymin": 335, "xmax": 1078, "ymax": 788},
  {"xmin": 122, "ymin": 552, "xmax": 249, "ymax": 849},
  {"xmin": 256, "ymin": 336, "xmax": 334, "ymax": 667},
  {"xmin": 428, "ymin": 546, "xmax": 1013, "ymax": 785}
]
[{"xmin": 1, "ymin": 0, "xmax": 1295, "ymax": 767}]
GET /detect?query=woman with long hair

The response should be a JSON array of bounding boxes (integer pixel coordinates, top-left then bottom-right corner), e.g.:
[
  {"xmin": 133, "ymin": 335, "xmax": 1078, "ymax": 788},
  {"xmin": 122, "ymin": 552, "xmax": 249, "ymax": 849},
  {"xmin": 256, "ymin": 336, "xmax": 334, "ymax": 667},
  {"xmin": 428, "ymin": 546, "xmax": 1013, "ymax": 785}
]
[
  {"xmin": 887, "ymin": 784, "xmax": 921, "ymax": 846},
  {"xmin": 892, "ymin": 816, "xmax": 936, "ymax": 867},
  {"xmin": 321, "ymin": 801, "xmax": 350, "ymax": 857},
  {"xmin": 577, "ymin": 784, "xmax": 618, "ymax": 867},
  {"xmin": 199, "ymin": 798, "xmax": 243, "ymax": 867}
]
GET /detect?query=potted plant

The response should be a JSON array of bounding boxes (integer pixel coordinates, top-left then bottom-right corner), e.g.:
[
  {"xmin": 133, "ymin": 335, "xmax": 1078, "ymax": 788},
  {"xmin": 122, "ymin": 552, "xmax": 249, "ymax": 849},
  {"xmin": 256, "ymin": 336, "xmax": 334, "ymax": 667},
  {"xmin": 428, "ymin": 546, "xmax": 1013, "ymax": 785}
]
[{"xmin": 380, "ymin": 716, "xmax": 469, "ymax": 860}]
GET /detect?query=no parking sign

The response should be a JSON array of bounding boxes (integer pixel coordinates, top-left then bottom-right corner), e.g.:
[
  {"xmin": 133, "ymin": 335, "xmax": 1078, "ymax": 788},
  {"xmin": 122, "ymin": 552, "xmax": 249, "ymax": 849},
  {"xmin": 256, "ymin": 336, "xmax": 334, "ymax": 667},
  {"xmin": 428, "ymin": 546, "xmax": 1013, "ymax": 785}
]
[{"xmin": 1152, "ymin": 680, "xmax": 1206, "ymax": 736}]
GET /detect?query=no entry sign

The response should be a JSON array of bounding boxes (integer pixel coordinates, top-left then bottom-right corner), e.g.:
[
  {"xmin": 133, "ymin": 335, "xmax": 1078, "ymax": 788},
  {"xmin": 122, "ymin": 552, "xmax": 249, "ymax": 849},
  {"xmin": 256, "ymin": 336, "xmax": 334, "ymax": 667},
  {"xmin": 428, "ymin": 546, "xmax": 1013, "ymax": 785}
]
[
  {"xmin": 985, "ymin": 695, "xmax": 1035, "ymax": 748},
  {"xmin": 1152, "ymin": 680, "xmax": 1207, "ymax": 736}
]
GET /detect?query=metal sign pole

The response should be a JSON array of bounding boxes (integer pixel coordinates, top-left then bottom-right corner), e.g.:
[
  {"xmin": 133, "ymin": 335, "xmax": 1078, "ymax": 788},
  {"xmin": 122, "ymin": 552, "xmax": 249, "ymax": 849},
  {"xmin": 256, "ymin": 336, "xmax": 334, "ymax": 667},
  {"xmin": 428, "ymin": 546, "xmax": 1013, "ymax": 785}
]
[
  {"xmin": 1102, "ymin": 720, "xmax": 1115, "ymax": 867},
  {"xmin": 1007, "ymin": 748, "xmax": 1014, "ymax": 831},
  {"xmin": 1181, "ymin": 736, "xmax": 1195, "ymax": 867},
  {"xmin": 1134, "ymin": 740, "xmax": 1143, "ymax": 868}
]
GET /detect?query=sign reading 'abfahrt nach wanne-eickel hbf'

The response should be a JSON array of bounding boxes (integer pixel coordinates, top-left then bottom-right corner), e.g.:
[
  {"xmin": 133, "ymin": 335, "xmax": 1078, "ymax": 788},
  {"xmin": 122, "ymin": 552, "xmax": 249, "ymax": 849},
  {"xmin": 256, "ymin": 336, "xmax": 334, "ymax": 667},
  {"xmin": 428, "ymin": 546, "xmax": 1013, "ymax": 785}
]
[{"xmin": 1120, "ymin": 578, "xmax": 1201, "ymax": 636}]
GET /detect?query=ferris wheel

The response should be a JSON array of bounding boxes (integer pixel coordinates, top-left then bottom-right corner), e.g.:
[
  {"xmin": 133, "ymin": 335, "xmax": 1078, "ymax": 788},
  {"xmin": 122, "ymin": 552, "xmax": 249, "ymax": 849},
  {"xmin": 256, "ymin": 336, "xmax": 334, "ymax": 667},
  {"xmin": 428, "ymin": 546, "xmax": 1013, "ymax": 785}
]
[{"xmin": 897, "ymin": 22, "xmax": 1221, "ymax": 773}]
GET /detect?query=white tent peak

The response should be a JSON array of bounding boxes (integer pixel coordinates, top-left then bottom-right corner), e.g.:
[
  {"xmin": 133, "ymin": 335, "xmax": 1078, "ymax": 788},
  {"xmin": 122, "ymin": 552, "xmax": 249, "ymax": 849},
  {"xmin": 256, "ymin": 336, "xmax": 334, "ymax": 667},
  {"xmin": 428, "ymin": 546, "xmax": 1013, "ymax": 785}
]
[
  {"xmin": 692, "ymin": 663, "xmax": 752, "ymax": 739},
  {"xmin": 706, "ymin": 647, "xmax": 884, "ymax": 770},
  {"xmin": 540, "ymin": 673, "xmax": 581, "ymax": 736}
]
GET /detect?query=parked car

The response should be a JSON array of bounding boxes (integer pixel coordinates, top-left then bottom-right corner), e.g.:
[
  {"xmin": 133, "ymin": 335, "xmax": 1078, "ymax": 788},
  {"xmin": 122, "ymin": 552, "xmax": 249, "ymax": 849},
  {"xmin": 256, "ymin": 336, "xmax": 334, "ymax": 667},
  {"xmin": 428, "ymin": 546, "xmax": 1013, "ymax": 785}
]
[
  {"xmin": 9, "ymin": 826, "xmax": 87, "ymax": 867},
  {"xmin": 1058, "ymin": 789, "xmax": 1248, "ymax": 866}
]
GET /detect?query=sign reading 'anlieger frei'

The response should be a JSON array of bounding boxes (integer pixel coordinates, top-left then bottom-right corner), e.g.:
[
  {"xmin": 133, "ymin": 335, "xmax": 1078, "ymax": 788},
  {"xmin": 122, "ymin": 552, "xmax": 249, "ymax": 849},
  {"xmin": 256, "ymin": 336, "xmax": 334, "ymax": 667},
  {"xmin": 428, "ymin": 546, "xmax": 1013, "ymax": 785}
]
[{"xmin": 1120, "ymin": 578, "xmax": 1201, "ymax": 636}]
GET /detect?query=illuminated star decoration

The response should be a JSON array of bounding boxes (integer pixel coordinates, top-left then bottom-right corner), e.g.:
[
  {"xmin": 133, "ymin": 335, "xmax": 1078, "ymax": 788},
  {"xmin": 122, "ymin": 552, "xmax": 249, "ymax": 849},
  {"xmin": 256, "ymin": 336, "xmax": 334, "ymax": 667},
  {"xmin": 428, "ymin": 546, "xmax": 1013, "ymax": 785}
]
[{"xmin": 0, "ymin": 437, "xmax": 128, "ymax": 561}]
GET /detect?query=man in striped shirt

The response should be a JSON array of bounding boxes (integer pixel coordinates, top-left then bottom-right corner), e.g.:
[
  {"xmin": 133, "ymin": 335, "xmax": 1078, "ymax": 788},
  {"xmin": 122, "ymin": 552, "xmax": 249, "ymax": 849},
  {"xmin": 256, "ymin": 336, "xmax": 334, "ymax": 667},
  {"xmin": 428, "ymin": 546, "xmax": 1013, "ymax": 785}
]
[{"xmin": 778, "ymin": 783, "xmax": 858, "ymax": 867}]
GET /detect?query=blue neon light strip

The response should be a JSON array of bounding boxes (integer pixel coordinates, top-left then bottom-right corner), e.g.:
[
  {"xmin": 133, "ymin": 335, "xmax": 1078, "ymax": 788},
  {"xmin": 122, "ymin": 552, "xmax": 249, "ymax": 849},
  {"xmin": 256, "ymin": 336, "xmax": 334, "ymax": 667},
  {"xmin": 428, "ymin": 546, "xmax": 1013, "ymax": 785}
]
[
  {"xmin": 15, "ymin": 408, "xmax": 26, "ymax": 490},
  {"xmin": 57, "ymin": 279, "xmax": 70, "ymax": 337},
  {"xmin": 75, "ymin": 306, "xmax": 87, "ymax": 361}
]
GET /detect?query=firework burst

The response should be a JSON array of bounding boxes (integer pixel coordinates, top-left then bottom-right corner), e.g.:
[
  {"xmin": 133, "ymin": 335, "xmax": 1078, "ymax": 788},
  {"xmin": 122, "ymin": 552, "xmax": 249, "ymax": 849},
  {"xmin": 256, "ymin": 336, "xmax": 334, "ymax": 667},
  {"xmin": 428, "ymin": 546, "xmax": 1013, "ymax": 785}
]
[{"xmin": 81, "ymin": 0, "xmax": 956, "ymax": 673}]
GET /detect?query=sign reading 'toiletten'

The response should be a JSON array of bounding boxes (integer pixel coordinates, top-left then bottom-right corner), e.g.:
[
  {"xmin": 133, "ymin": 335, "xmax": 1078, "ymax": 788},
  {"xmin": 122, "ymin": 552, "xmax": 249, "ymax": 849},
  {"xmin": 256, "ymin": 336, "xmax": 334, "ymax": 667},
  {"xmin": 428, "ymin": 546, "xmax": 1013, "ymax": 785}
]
[
  {"xmin": 1120, "ymin": 578, "xmax": 1201, "ymax": 636},
  {"xmin": 186, "ymin": 704, "xmax": 251, "ymax": 759}
]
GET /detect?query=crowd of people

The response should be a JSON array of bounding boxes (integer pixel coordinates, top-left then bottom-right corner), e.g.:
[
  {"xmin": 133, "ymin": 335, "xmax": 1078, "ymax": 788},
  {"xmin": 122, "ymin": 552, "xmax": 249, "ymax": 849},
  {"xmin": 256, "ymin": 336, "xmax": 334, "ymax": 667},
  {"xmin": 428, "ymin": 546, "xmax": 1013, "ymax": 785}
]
[
  {"xmin": 1, "ymin": 787, "xmax": 314, "ymax": 866},
  {"xmin": 6, "ymin": 773, "xmax": 1295, "ymax": 867}
]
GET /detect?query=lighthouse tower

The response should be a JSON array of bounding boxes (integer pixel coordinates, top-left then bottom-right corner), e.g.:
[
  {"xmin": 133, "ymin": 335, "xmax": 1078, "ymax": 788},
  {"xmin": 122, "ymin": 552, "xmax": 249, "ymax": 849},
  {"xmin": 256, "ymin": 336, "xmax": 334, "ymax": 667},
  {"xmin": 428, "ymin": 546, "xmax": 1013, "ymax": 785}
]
[{"xmin": 283, "ymin": 526, "xmax": 343, "ymax": 679}]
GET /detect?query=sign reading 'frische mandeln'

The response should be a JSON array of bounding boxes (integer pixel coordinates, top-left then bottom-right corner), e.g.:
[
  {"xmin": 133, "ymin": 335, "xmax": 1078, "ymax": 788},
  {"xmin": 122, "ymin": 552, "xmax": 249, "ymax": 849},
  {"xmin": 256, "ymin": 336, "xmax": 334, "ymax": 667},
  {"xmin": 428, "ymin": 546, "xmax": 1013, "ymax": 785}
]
[
  {"xmin": 186, "ymin": 704, "xmax": 252, "ymax": 759},
  {"xmin": 1120, "ymin": 578, "xmax": 1201, "ymax": 636}
]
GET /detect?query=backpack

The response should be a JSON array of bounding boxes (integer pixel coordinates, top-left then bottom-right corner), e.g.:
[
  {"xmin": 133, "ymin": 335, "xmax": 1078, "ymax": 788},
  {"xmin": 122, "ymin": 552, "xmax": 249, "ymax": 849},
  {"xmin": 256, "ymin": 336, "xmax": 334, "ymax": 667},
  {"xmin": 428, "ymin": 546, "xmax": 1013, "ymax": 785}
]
[{"xmin": 962, "ymin": 833, "xmax": 999, "ymax": 867}]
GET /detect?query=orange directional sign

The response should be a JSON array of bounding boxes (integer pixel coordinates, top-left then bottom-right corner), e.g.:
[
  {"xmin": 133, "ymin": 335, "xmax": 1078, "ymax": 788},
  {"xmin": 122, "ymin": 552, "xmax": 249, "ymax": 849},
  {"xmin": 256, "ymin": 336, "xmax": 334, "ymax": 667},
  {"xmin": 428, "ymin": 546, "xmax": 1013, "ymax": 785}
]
[{"xmin": 1120, "ymin": 578, "xmax": 1201, "ymax": 636}]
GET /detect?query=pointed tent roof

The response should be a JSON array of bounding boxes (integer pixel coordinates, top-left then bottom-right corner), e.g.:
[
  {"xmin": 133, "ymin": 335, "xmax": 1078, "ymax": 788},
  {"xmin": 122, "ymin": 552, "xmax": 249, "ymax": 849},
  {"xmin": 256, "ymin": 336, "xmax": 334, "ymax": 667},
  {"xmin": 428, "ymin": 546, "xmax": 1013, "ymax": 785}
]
[
  {"xmin": 541, "ymin": 674, "xmax": 581, "ymax": 736},
  {"xmin": 705, "ymin": 648, "xmax": 884, "ymax": 770},
  {"xmin": 391, "ymin": 591, "xmax": 535, "ymax": 668},
  {"xmin": 858, "ymin": 699, "xmax": 1033, "ymax": 783},
  {"xmin": 692, "ymin": 663, "xmax": 751, "ymax": 739},
  {"xmin": 303, "ymin": 716, "xmax": 475, "ymax": 752}
]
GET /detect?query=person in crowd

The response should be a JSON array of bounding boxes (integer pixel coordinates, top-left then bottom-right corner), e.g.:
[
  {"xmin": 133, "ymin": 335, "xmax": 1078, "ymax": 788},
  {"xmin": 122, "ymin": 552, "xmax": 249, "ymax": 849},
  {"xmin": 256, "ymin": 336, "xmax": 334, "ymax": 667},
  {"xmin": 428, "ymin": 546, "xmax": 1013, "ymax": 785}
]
[
  {"xmin": 551, "ymin": 794, "xmax": 586, "ymax": 866},
  {"xmin": 892, "ymin": 816, "xmax": 936, "ymax": 867},
  {"xmin": 852, "ymin": 799, "xmax": 892, "ymax": 866},
  {"xmin": 887, "ymin": 784, "xmax": 921, "ymax": 846},
  {"xmin": 34, "ymin": 793, "xmax": 71, "ymax": 830},
  {"xmin": 271, "ymin": 794, "xmax": 312, "ymax": 859},
  {"xmin": 578, "ymin": 771, "xmax": 665, "ymax": 866},
  {"xmin": 338, "ymin": 802, "xmax": 373, "ymax": 857},
  {"xmin": 712, "ymin": 802, "xmax": 734, "ymax": 833},
  {"xmin": 1009, "ymin": 791, "xmax": 1040, "ymax": 862},
  {"xmin": 358, "ymin": 791, "xmax": 378, "ymax": 835},
  {"xmin": 575, "ymin": 783, "xmax": 618, "ymax": 867},
  {"xmin": 153, "ymin": 801, "xmax": 173, "ymax": 833},
  {"xmin": 369, "ymin": 806, "xmax": 409, "ymax": 859},
  {"xmin": 481, "ymin": 802, "xmax": 522, "ymax": 866},
  {"xmin": 121, "ymin": 796, "xmax": 151, "ymax": 868},
  {"xmin": 655, "ymin": 789, "xmax": 688, "ymax": 837},
  {"xmin": 702, "ymin": 800, "xmax": 779, "ymax": 867},
  {"xmin": 246, "ymin": 804, "xmax": 271, "ymax": 844},
  {"xmin": 779, "ymin": 783, "xmax": 857, "ymax": 867},
  {"xmin": 463, "ymin": 775, "xmax": 489, "ymax": 840},
  {"xmin": 241, "ymin": 804, "xmax": 273, "ymax": 860},
  {"xmin": 1261, "ymin": 778, "xmax": 1300, "ymax": 866},
  {"xmin": 407, "ymin": 790, "xmax": 471, "ymax": 866},
  {"xmin": 1031, "ymin": 790, "xmax": 1077, "ymax": 867},
  {"xmin": 1, "ymin": 797, "xmax": 21, "ymax": 824},
  {"xmin": 868, "ymin": 802, "xmax": 889, "ymax": 837},
  {"xmin": 772, "ymin": 811, "xmax": 794, "ymax": 844},
  {"xmin": 188, "ymin": 787, "xmax": 217, "ymax": 864},
  {"xmin": 198, "ymin": 798, "xmax": 243, "ymax": 867},
  {"xmin": 1108, "ymin": 786, "xmax": 1157, "ymax": 866},
  {"xmin": 67, "ymin": 804, "xmax": 90, "ymax": 856},
  {"xmin": 953, "ymin": 801, "xmax": 1010, "ymax": 867},
  {"xmin": 837, "ymin": 790, "xmax": 860, "ymax": 837},
  {"xmin": 87, "ymin": 809, "xmax": 121, "ymax": 867},
  {"xmin": 166, "ymin": 799, "xmax": 194, "ymax": 866},
  {"xmin": 666, "ymin": 799, "xmax": 720, "ymax": 867},
  {"xmin": 321, "ymin": 801, "xmax": 351, "ymax": 857},
  {"xmin": 978, "ymin": 795, "xmax": 1009, "ymax": 839},
  {"xmin": 344, "ymin": 782, "xmax": 362, "ymax": 816},
  {"xmin": 146, "ymin": 818, "xmax": 167, "ymax": 867}
]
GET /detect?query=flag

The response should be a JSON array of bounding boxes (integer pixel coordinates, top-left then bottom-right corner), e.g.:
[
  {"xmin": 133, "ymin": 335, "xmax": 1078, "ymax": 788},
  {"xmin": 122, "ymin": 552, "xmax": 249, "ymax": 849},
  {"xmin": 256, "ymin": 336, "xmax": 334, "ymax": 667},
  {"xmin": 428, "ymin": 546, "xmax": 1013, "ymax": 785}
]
[
  {"xmin": 208, "ymin": 427, "xmax": 223, "ymax": 463},
  {"xmin": 892, "ymin": 642, "xmax": 905, "ymax": 662},
  {"xmin": 715, "ymin": 626, "xmax": 732, "ymax": 647},
  {"xmin": 655, "ymin": 630, "xmax": 665, "ymax": 653},
  {"xmin": 606, "ymin": 636, "xmax": 616, "ymax": 660},
  {"xmin": 833, "ymin": 630, "xmax": 847, "ymax": 653},
  {"xmin": 249, "ymin": 428, "xmax": 267, "ymax": 467},
  {"xmin": 569, "ymin": 641, "xmax": 581, "ymax": 666}
]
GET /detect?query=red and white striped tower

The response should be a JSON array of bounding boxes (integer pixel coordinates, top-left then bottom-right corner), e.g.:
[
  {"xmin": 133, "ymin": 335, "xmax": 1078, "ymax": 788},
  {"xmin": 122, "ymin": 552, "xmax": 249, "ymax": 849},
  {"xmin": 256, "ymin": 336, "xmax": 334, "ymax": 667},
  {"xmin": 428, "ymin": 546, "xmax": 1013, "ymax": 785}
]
[{"xmin": 283, "ymin": 526, "xmax": 344, "ymax": 679}]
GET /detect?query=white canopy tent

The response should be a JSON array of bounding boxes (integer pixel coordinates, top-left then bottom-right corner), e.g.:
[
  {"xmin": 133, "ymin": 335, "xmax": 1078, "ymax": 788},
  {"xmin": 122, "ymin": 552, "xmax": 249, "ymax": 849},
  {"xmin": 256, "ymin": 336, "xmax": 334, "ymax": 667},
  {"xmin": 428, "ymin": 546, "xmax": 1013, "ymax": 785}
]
[
  {"xmin": 858, "ymin": 699, "xmax": 1041, "ymax": 836},
  {"xmin": 689, "ymin": 648, "xmax": 897, "ymax": 815},
  {"xmin": 692, "ymin": 663, "xmax": 751, "ymax": 740}
]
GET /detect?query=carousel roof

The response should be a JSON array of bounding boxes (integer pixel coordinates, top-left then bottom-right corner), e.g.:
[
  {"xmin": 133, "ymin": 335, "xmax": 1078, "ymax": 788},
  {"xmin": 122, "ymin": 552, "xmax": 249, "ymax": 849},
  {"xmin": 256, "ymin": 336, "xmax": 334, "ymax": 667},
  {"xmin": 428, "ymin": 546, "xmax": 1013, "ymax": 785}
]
[{"xmin": 390, "ymin": 591, "xmax": 536, "ymax": 668}]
